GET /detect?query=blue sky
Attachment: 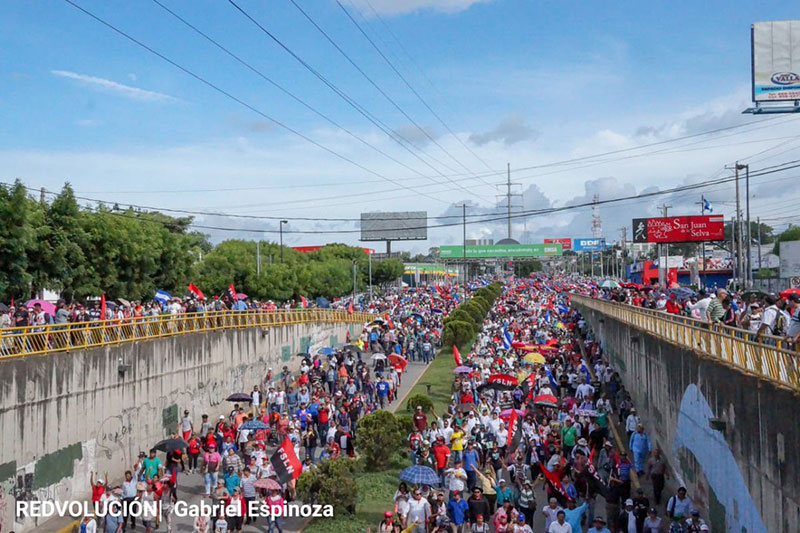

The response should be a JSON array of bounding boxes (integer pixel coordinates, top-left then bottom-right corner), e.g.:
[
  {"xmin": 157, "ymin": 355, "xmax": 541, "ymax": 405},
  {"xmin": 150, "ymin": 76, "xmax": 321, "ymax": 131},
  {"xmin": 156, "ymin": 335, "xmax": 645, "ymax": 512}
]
[{"xmin": 2, "ymin": 0, "xmax": 800, "ymax": 249}]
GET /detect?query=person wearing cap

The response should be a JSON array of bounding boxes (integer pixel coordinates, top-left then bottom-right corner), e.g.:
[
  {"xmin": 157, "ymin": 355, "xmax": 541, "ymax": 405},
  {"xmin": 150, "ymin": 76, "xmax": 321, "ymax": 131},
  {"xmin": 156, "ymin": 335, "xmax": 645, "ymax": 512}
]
[
  {"xmin": 587, "ymin": 515, "xmax": 611, "ymax": 533},
  {"xmin": 617, "ymin": 499, "xmax": 637, "ymax": 533},
  {"xmin": 642, "ymin": 507, "xmax": 664, "ymax": 533},
  {"xmin": 378, "ymin": 510, "xmax": 395, "ymax": 533},
  {"xmin": 513, "ymin": 513, "xmax": 533, "ymax": 533},
  {"xmin": 447, "ymin": 489, "xmax": 469, "ymax": 531},
  {"xmin": 632, "ymin": 487, "xmax": 650, "ymax": 531},
  {"xmin": 467, "ymin": 486, "xmax": 491, "ymax": 526},
  {"xmin": 89, "ymin": 471, "xmax": 106, "ymax": 504},
  {"xmin": 625, "ymin": 408, "xmax": 640, "ymax": 438},
  {"xmin": 494, "ymin": 477, "xmax": 513, "ymax": 506},
  {"xmin": 202, "ymin": 443, "xmax": 221, "ymax": 498},
  {"xmin": 413, "ymin": 405, "xmax": 428, "ymax": 432}
]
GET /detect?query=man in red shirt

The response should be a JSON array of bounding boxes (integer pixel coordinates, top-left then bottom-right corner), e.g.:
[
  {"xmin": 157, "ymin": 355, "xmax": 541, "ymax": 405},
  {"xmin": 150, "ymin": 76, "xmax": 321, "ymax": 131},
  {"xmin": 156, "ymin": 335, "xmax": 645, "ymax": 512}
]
[
  {"xmin": 90, "ymin": 472, "xmax": 106, "ymax": 503},
  {"xmin": 432, "ymin": 436, "xmax": 451, "ymax": 481},
  {"xmin": 413, "ymin": 406, "xmax": 428, "ymax": 432},
  {"xmin": 665, "ymin": 294, "xmax": 682, "ymax": 315}
]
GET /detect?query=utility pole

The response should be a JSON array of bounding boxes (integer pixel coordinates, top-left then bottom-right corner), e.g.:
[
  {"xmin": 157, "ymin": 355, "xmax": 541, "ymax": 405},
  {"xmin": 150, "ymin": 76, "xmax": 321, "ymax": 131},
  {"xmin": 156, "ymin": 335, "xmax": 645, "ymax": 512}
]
[
  {"xmin": 455, "ymin": 204, "xmax": 468, "ymax": 286},
  {"xmin": 368, "ymin": 249, "xmax": 373, "ymax": 303},
  {"xmin": 506, "ymin": 163, "xmax": 512, "ymax": 240},
  {"xmin": 696, "ymin": 196, "xmax": 708, "ymax": 290},
  {"xmin": 352, "ymin": 259, "xmax": 357, "ymax": 304},
  {"xmin": 256, "ymin": 240, "xmax": 261, "ymax": 276},
  {"xmin": 618, "ymin": 227, "xmax": 627, "ymax": 281},
  {"xmin": 744, "ymin": 164, "xmax": 751, "ymax": 288},
  {"xmin": 657, "ymin": 204, "xmax": 672, "ymax": 285},
  {"xmin": 757, "ymin": 217, "xmax": 762, "ymax": 271},
  {"xmin": 279, "ymin": 220, "xmax": 288, "ymax": 263}
]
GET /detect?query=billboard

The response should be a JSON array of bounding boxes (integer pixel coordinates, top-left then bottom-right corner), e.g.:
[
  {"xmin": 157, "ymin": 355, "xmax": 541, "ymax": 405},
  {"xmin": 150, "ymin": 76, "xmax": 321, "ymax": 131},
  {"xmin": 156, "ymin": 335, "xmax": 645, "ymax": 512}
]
[
  {"xmin": 544, "ymin": 238, "xmax": 572, "ymax": 251},
  {"xmin": 439, "ymin": 243, "xmax": 562, "ymax": 258},
  {"xmin": 572, "ymin": 238, "xmax": 606, "ymax": 252},
  {"xmin": 752, "ymin": 20, "xmax": 800, "ymax": 102},
  {"xmin": 360, "ymin": 211, "xmax": 427, "ymax": 241},
  {"xmin": 779, "ymin": 241, "xmax": 800, "ymax": 278},
  {"xmin": 632, "ymin": 215, "xmax": 724, "ymax": 243}
]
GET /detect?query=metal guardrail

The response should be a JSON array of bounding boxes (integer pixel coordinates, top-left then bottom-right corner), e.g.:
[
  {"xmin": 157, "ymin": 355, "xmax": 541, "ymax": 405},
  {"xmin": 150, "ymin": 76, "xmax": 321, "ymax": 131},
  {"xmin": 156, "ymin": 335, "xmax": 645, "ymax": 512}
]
[
  {"xmin": 0, "ymin": 309, "xmax": 373, "ymax": 359},
  {"xmin": 572, "ymin": 294, "xmax": 800, "ymax": 392}
]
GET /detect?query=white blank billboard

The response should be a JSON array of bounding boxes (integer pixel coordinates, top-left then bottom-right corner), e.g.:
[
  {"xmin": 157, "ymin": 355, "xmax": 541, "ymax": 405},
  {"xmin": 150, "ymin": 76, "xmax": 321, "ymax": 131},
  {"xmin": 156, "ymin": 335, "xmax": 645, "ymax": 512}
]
[
  {"xmin": 752, "ymin": 20, "xmax": 800, "ymax": 102},
  {"xmin": 779, "ymin": 240, "xmax": 800, "ymax": 278},
  {"xmin": 360, "ymin": 211, "xmax": 428, "ymax": 241}
]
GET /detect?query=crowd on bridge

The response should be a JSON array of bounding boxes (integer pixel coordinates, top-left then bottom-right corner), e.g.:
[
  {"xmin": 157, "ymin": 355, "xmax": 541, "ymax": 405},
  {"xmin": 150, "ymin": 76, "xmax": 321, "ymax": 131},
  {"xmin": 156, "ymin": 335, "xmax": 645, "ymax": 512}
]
[
  {"xmin": 587, "ymin": 282, "xmax": 800, "ymax": 346},
  {"xmin": 378, "ymin": 276, "xmax": 710, "ymax": 533}
]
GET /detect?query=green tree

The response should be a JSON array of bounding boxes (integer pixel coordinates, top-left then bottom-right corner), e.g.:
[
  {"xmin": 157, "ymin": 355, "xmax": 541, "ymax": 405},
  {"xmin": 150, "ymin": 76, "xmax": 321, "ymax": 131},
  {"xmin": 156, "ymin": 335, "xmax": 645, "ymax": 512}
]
[
  {"xmin": 0, "ymin": 181, "xmax": 35, "ymax": 299},
  {"xmin": 356, "ymin": 411, "xmax": 406, "ymax": 470},
  {"xmin": 296, "ymin": 457, "xmax": 359, "ymax": 514},
  {"xmin": 372, "ymin": 258, "xmax": 404, "ymax": 286},
  {"xmin": 773, "ymin": 225, "xmax": 800, "ymax": 255}
]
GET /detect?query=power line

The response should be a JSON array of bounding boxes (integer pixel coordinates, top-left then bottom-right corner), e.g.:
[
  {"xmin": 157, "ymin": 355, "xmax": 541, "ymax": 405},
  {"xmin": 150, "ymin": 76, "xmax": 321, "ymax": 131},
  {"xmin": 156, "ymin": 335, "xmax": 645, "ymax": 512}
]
[
  {"xmin": 61, "ymin": 0, "xmax": 453, "ymax": 206},
  {"xmin": 227, "ymin": 0, "xmax": 484, "ymax": 200},
  {"xmin": 333, "ymin": 0, "xmax": 497, "ymax": 175}
]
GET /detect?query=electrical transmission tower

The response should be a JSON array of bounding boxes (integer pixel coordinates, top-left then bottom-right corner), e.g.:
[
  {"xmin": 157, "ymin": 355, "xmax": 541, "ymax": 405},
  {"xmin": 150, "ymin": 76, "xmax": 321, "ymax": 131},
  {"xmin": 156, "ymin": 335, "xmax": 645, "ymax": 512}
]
[
  {"xmin": 495, "ymin": 163, "xmax": 523, "ymax": 241},
  {"xmin": 591, "ymin": 194, "xmax": 603, "ymax": 238}
]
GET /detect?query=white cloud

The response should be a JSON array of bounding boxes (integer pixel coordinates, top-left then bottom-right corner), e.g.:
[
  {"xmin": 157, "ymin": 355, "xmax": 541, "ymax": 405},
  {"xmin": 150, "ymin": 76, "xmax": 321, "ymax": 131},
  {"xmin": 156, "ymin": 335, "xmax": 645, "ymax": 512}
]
[
  {"xmin": 51, "ymin": 70, "xmax": 175, "ymax": 102},
  {"xmin": 469, "ymin": 114, "xmax": 538, "ymax": 146},
  {"xmin": 342, "ymin": 0, "xmax": 493, "ymax": 17}
]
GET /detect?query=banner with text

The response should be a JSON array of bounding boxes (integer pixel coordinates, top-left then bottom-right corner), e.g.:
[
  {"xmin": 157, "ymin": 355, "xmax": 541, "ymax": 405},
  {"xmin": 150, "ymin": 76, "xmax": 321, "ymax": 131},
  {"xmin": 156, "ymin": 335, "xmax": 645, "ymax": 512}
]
[
  {"xmin": 544, "ymin": 238, "xmax": 572, "ymax": 251},
  {"xmin": 572, "ymin": 238, "xmax": 606, "ymax": 252},
  {"xmin": 439, "ymin": 243, "xmax": 562, "ymax": 258},
  {"xmin": 632, "ymin": 215, "xmax": 724, "ymax": 243}
]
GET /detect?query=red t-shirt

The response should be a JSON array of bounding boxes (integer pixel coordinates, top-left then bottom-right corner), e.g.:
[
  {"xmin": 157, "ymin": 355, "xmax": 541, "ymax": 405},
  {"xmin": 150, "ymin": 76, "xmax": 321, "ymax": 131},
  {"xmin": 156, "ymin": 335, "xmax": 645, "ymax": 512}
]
[
  {"xmin": 433, "ymin": 445, "xmax": 451, "ymax": 469},
  {"xmin": 91, "ymin": 485, "xmax": 105, "ymax": 503}
]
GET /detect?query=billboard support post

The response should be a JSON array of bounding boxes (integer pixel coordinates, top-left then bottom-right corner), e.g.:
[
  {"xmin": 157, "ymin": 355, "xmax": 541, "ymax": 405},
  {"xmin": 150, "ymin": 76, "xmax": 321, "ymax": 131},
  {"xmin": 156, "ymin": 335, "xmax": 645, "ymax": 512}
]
[{"xmin": 745, "ymin": 164, "xmax": 752, "ymax": 288}]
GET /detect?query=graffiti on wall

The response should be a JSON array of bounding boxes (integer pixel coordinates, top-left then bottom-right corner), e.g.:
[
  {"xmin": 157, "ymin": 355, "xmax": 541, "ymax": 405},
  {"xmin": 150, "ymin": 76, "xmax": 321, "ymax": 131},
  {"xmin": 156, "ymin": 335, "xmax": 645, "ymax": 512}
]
[{"xmin": 673, "ymin": 384, "xmax": 768, "ymax": 532}]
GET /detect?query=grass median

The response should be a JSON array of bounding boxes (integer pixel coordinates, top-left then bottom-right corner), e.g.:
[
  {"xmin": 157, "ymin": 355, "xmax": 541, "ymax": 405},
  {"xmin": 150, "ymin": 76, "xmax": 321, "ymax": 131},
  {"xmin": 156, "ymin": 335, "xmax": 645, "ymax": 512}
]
[{"xmin": 403, "ymin": 336, "xmax": 476, "ymax": 415}]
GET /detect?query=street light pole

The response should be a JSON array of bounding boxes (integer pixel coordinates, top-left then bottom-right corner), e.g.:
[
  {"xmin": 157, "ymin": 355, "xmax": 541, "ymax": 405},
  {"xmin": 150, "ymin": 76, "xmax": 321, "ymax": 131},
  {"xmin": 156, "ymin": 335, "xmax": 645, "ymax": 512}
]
[
  {"xmin": 368, "ymin": 250, "xmax": 373, "ymax": 303},
  {"xmin": 279, "ymin": 220, "xmax": 288, "ymax": 263},
  {"xmin": 352, "ymin": 259, "xmax": 358, "ymax": 304}
]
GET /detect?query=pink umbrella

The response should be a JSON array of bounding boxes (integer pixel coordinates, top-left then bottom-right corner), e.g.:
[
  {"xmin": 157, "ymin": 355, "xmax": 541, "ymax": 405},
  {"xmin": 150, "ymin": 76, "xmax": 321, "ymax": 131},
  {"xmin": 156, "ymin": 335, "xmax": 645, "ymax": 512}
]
[
  {"xmin": 236, "ymin": 293, "xmax": 248, "ymax": 300},
  {"xmin": 453, "ymin": 366, "xmax": 472, "ymax": 374},
  {"xmin": 253, "ymin": 478, "xmax": 281, "ymax": 490},
  {"xmin": 499, "ymin": 409, "xmax": 525, "ymax": 420},
  {"xmin": 25, "ymin": 299, "xmax": 56, "ymax": 315}
]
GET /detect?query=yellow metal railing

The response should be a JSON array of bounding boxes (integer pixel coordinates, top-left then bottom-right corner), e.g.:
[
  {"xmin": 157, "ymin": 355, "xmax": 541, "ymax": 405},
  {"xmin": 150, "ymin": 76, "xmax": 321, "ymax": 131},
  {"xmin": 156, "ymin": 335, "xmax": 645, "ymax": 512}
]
[
  {"xmin": 0, "ymin": 309, "xmax": 373, "ymax": 359},
  {"xmin": 572, "ymin": 294, "xmax": 800, "ymax": 392}
]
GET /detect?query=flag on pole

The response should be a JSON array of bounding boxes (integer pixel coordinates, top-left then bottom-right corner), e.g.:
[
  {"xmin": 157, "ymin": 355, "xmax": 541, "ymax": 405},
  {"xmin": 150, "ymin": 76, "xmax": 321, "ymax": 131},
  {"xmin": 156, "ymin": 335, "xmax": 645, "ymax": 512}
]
[
  {"xmin": 154, "ymin": 290, "xmax": 171, "ymax": 304},
  {"xmin": 300, "ymin": 296, "xmax": 308, "ymax": 309},
  {"xmin": 453, "ymin": 345, "xmax": 462, "ymax": 367},
  {"xmin": 384, "ymin": 312, "xmax": 394, "ymax": 329},
  {"xmin": 539, "ymin": 463, "xmax": 572, "ymax": 505},
  {"xmin": 519, "ymin": 373, "xmax": 536, "ymax": 400},
  {"xmin": 269, "ymin": 437, "xmax": 302, "ymax": 484},
  {"xmin": 543, "ymin": 365, "xmax": 559, "ymax": 390},
  {"xmin": 100, "ymin": 293, "xmax": 106, "ymax": 320},
  {"xmin": 502, "ymin": 327, "xmax": 513, "ymax": 350},
  {"xmin": 703, "ymin": 196, "xmax": 713, "ymax": 213},
  {"xmin": 507, "ymin": 409, "xmax": 522, "ymax": 452},
  {"xmin": 187, "ymin": 282, "xmax": 205, "ymax": 300},
  {"xmin": 347, "ymin": 301, "xmax": 354, "ymax": 314},
  {"xmin": 227, "ymin": 284, "xmax": 237, "ymax": 301}
]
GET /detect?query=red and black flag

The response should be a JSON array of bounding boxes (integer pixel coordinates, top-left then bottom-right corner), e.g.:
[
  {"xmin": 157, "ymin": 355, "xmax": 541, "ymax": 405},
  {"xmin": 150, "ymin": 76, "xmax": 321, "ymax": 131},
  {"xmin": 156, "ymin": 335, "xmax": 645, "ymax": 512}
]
[
  {"xmin": 227, "ymin": 283, "xmax": 237, "ymax": 301},
  {"xmin": 539, "ymin": 463, "xmax": 572, "ymax": 506},
  {"xmin": 519, "ymin": 373, "xmax": 537, "ymax": 401},
  {"xmin": 269, "ymin": 437, "xmax": 302, "ymax": 485},
  {"xmin": 453, "ymin": 345, "xmax": 463, "ymax": 367},
  {"xmin": 187, "ymin": 282, "xmax": 205, "ymax": 300},
  {"xmin": 506, "ymin": 409, "xmax": 522, "ymax": 452}
]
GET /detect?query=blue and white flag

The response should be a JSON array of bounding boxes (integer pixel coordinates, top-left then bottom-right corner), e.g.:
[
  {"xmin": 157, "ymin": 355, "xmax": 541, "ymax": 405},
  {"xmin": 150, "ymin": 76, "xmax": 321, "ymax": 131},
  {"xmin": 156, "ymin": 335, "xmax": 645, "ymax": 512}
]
[
  {"xmin": 545, "ymin": 309, "xmax": 551, "ymax": 323},
  {"xmin": 502, "ymin": 327, "xmax": 513, "ymax": 350},
  {"xmin": 557, "ymin": 303, "xmax": 569, "ymax": 315},
  {"xmin": 543, "ymin": 365, "xmax": 559, "ymax": 390},
  {"xmin": 579, "ymin": 362, "xmax": 592, "ymax": 382},
  {"xmin": 154, "ymin": 290, "xmax": 171, "ymax": 304},
  {"xmin": 703, "ymin": 197, "xmax": 713, "ymax": 213}
]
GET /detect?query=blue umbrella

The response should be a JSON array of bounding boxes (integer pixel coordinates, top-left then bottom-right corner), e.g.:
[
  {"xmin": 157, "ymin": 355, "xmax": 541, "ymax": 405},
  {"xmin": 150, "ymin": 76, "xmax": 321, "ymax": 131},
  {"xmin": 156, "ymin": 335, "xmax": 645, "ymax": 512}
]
[
  {"xmin": 317, "ymin": 347, "xmax": 335, "ymax": 356},
  {"xmin": 667, "ymin": 287, "xmax": 697, "ymax": 301},
  {"xmin": 408, "ymin": 312, "xmax": 425, "ymax": 323},
  {"xmin": 239, "ymin": 419, "xmax": 270, "ymax": 431},
  {"xmin": 315, "ymin": 297, "xmax": 330, "ymax": 309},
  {"xmin": 399, "ymin": 465, "xmax": 440, "ymax": 486}
]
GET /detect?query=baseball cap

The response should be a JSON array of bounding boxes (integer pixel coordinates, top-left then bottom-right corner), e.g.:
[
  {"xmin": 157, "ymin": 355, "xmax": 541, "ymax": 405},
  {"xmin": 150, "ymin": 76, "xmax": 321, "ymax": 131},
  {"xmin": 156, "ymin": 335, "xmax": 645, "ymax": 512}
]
[{"xmin": 625, "ymin": 499, "xmax": 634, "ymax": 506}]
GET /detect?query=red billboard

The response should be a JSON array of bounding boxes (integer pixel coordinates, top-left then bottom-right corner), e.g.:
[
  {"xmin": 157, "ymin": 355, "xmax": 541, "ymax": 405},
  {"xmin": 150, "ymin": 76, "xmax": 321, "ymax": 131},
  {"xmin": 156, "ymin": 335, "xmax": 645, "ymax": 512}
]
[
  {"xmin": 544, "ymin": 238, "xmax": 572, "ymax": 250},
  {"xmin": 632, "ymin": 215, "xmax": 724, "ymax": 243}
]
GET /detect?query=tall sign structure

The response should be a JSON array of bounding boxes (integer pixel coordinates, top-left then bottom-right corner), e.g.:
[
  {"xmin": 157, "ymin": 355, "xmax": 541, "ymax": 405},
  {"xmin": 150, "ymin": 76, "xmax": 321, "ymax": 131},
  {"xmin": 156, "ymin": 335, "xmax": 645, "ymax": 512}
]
[{"xmin": 744, "ymin": 20, "xmax": 800, "ymax": 114}]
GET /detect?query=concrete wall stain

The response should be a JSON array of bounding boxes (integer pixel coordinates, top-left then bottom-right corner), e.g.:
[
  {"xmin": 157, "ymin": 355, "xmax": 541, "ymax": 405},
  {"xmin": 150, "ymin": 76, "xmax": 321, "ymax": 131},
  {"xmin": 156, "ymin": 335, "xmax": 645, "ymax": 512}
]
[
  {"xmin": 32, "ymin": 442, "xmax": 82, "ymax": 490},
  {"xmin": 161, "ymin": 404, "xmax": 178, "ymax": 437}
]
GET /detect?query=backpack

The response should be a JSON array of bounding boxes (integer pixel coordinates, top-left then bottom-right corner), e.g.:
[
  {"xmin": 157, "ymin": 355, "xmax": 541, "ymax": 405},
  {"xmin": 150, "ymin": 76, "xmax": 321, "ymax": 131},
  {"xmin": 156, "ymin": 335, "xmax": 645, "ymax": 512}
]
[{"xmin": 773, "ymin": 310, "xmax": 787, "ymax": 336}]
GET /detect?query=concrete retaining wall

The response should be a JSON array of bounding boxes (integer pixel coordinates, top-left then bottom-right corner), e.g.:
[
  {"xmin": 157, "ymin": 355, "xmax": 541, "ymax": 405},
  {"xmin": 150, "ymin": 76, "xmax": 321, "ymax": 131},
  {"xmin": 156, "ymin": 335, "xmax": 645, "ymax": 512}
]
[
  {"xmin": 0, "ymin": 320, "xmax": 359, "ymax": 531},
  {"xmin": 577, "ymin": 304, "xmax": 799, "ymax": 533}
]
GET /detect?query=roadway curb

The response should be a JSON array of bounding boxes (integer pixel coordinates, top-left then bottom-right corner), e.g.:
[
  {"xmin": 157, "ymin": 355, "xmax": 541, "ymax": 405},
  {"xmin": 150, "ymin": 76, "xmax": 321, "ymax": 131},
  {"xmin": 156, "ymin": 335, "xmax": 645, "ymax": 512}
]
[
  {"xmin": 55, "ymin": 519, "xmax": 79, "ymax": 533},
  {"xmin": 390, "ymin": 361, "xmax": 429, "ymax": 414}
]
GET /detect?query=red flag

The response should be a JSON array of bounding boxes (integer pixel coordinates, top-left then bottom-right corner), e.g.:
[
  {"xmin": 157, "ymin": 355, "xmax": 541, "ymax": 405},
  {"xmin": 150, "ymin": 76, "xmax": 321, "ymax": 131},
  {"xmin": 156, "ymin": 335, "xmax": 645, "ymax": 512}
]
[
  {"xmin": 539, "ymin": 463, "xmax": 572, "ymax": 506},
  {"xmin": 384, "ymin": 312, "xmax": 394, "ymax": 329},
  {"xmin": 269, "ymin": 437, "xmax": 302, "ymax": 484},
  {"xmin": 507, "ymin": 409, "xmax": 522, "ymax": 451},
  {"xmin": 300, "ymin": 296, "xmax": 308, "ymax": 309},
  {"xmin": 453, "ymin": 345, "xmax": 462, "ymax": 367},
  {"xmin": 100, "ymin": 293, "xmax": 106, "ymax": 321},
  {"xmin": 347, "ymin": 301, "xmax": 354, "ymax": 314},
  {"xmin": 187, "ymin": 282, "xmax": 205, "ymax": 300},
  {"xmin": 227, "ymin": 284, "xmax": 237, "ymax": 301}
]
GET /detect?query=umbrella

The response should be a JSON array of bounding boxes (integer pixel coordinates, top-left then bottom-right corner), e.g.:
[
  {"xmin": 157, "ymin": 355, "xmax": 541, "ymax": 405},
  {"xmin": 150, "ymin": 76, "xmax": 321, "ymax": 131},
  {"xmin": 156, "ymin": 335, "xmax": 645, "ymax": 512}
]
[
  {"xmin": 408, "ymin": 312, "xmax": 425, "ymax": 323},
  {"xmin": 317, "ymin": 347, "xmax": 335, "ymax": 356},
  {"xmin": 239, "ymin": 419, "xmax": 270, "ymax": 431},
  {"xmin": 388, "ymin": 354, "xmax": 408, "ymax": 368},
  {"xmin": 342, "ymin": 344, "xmax": 361, "ymax": 354},
  {"xmin": 431, "ymin": 308, "xmax": 444, "ymax": 314},
  {"xmin": 369, "ymin": 318, "xmax": 387, "ymax": 326},
  {"xmin": 117, "ymin": 298, "xmax": 131, "ymax": 307},
  {"xmin": 533, "ymin": 394, "xmax": 559, "ymax": 408},
  {"xmin": 253, "ymin": 478, "xmax": 282, "ymax": 491},
  {"xmin": 236, "ymin": 293, "xmax": 248, "ymax": 300},
  {"xmin": 24, "ymin": 299, "xmax": 56, "ymax": 315},
  {"xmin": 370, "ymin": 353, "xmax": 387, "ymax": 361},
  {"xmin": 226, "ymin": 393, "xmax": 253, "ymax": 402},
  {"xmin": 455, "ymin": 402, "xmax": 476, "ymax": 413},
  {"xmin": 153, "ymin": 438, "xmax": 189, "ymax": 453},
  {"xmin": 499, "ymin": 409, "xmax": 525, "ymax": 420},
  {"xmin": 0, "ymin": 303, "xmax": 8, "ymax": 313},
  {"xmin": 453, "ymin": 366, "xmax": 472, "ymax": 374},
  {"xmin": 477, "ymin": 382, "xmax": 515, "ymax": 393},
  {"xmin": 366, "ymin": 324, "xmax": 382, "ymax": 330},
  {"xmin": 600, "ymin": 280, "xmax": 620, "ymax": 289},
  {"xmin": 524, "ymin": 353, "xmax": 546, "ymax": 364},
  {"xmin": 779, "ymin": 288, "xmax": 800, "ymax": 299},
  {"xmin": 666, "ymin": 287, "xmax": 697, "ymax": 300},
  {"xmin": 399, "ymin": 465, "xmax": 440, "ymax": 486},
  {"xmin": 315, "ymin": 297, "xmax": 330, "ymax": 309}
]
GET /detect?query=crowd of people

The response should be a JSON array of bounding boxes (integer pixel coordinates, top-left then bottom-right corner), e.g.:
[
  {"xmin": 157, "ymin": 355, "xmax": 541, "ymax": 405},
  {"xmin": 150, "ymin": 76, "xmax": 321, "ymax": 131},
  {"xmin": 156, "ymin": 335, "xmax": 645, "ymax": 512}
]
[
  {"xmin": 593, "ymin": 284, "xmax": 800, "ymax": 345},
  {"xmin": 378, "ymin": 276, "xmax": 709, "ymax": 533},
  {"xmin": 74, "ymin": 285, "xmax": 458, "ymax": 533}
]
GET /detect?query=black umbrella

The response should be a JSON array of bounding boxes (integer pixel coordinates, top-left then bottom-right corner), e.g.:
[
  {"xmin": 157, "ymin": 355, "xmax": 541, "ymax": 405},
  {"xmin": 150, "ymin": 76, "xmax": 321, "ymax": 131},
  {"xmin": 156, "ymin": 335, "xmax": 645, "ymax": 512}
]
[
  {"xmin": 477, "ymin": 382, "xmax": 516, "ymax": 393},
  {"xmin": 226, "ymin": 392, "xmax": 252, "ymax": 402},
  {"xmin": 342, "ymin": 345, "xmax": 361, "ymax": 354},
  {"xmin": 153, "ymin": 438, "xmax": 189, "ymax": 453}
]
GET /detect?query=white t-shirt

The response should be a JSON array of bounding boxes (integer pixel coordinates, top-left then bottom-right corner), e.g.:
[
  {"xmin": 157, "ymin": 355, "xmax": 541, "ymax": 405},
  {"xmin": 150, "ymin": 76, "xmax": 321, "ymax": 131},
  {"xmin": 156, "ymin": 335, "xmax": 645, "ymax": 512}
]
[
  {"xmin": 761, "ymin": 305, "xmax": 779, "ymax": 334},
  {"xmin": 548, "ymin": 520, "xmax": 572, "ymax": 533},
  {"xmin": 787, "ymin": 308, "xmax": 800, "ymax": 338},
  {"xmin": 447, "ymin": 468, "xmax": 466, "ymax": 492},
  {"xmin": 406, "ymin": 497, "xmax": 431, "ymax": 526}
]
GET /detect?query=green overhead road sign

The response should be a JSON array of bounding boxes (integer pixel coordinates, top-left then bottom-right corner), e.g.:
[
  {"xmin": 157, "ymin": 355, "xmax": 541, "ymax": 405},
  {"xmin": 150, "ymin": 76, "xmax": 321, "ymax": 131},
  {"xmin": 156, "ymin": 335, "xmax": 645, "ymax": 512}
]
[{"xmin": 439, "ymin": 244, "xmax": 563, "ymax": 258}]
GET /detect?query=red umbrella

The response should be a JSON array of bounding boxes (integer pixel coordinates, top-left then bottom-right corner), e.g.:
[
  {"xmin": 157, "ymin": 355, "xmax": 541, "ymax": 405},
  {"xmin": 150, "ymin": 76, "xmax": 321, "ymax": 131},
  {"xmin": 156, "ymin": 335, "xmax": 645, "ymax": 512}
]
[
  {"xmin": 499, "ymin": 409, "xmax": 525, "ymax": 420},
  {"xmin": 388, "ymin": 354, "xmax": 408, "ymax": 369},
  {"xmin": 533, "ymin": 394, "xmax": 559, "ymax": 408},
  {"xmin": 779, "ymin": 288, "xmax": 800, "ymax": 299}
]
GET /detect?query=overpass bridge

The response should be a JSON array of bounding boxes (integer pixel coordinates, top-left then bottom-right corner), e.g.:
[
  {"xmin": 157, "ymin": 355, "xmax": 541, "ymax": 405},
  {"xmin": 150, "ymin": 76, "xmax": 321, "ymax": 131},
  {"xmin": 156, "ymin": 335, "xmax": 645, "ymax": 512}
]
[
  {"xmin": 0, "ymin": 309, "xmax": 371, "ymax": 532},
  {"xmin": 573, "ymin": 294, "xmax": 799, "ymax": 533}
]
